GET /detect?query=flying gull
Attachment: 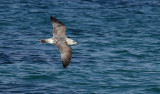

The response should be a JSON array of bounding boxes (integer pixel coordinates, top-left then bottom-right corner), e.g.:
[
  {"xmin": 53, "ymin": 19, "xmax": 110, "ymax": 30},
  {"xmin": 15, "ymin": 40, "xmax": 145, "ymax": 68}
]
[{"xmin": 40, "ymin": 16, "xmax": 78, "ymax": 68}]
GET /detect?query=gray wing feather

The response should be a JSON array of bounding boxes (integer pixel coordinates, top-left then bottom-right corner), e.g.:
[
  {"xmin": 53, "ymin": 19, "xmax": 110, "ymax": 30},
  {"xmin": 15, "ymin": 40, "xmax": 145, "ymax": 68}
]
[
  {"xmin": 56, "ymin": 42, "xmax": 72, "ymax": 68},
  {"xmin": 50, "ymin": 16, "xmax": 66, "ymax": 37}
]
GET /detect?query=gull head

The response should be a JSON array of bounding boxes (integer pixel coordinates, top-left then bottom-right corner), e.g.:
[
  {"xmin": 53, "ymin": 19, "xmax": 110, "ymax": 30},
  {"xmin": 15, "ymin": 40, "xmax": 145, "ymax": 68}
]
[
  {"xmin": 72, "ymin": 40, "xmax": 79, "ymax": 45},
  {"xmin": 66, "ymin": 38, "xmax": 79, "ymax": 45}
]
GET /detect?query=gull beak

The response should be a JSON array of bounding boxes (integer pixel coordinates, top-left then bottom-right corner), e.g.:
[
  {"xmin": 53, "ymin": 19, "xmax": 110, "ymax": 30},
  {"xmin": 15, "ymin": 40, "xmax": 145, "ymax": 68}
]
[{"xmin": 76, "ymin": 42, "xmax": 79, "ymax": 45}]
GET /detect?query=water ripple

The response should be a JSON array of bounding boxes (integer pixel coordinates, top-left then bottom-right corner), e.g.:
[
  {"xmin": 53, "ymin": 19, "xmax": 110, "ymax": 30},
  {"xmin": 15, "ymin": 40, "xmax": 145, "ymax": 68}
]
[{"xmin": 0, "ymin": 0, "xmax": 160, "ymax": 93}]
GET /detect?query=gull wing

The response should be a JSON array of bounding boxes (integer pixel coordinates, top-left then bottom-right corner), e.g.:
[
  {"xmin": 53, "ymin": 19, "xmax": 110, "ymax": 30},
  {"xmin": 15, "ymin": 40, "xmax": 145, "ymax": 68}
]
[
  {"xmin": 50, "ymin": 16, "xmax": 66, "ymax": 37},
  {"xmin": 56, "ymin": 41, "xmax": 72, "ymax": 68}
]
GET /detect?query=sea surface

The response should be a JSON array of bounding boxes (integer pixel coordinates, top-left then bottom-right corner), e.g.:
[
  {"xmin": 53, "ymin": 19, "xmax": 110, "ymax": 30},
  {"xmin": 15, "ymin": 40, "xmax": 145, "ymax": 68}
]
[{"xmin": 0, "ymin": 0, "xmax": 160, "ymax": 93}]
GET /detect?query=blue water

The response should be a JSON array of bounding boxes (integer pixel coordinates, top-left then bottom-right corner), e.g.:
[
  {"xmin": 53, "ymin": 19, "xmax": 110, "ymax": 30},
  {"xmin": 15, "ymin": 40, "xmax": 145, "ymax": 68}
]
[{"xmin": 0, "ymin": 0, "xmax": 160, "ymax": 93}]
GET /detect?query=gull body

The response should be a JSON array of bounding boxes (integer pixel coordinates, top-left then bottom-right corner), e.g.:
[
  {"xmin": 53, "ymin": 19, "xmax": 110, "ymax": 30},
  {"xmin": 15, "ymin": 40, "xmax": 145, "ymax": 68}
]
[
  {"xmin": 42, "ymin": 38, "xmax": 78, "ymax": 45},
  {"xmin": 40, "ymin": 16, "xmax": 78, "ymax": 68}
]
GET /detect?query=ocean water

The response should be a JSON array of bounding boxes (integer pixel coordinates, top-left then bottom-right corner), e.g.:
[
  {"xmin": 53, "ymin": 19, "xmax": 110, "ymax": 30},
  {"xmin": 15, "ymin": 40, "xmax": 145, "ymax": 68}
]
[{"xmin": 0, "ymin": 0, "xmax": 160, "ymax": 93}]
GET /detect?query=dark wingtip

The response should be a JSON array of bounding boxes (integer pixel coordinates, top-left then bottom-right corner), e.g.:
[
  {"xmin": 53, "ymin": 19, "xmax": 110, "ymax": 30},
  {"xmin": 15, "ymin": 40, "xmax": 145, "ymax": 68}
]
[
  {"xmin": 50, "ymin": 16, "xmax": 54, "ymax": 20},
  {"xmin": 50, "ymin": 16, "xmax": 60, "ymax": 22},
  {"xmin": 63, "ymin": 64, "xmax": 68, "ymax": 68},
  {"xmin": 63, "ymin": 66, "xmax": 67, "ymax": 68},
  {"xmin": 50, "ymin": 16, "xmax": 65, "ymax": 25}
]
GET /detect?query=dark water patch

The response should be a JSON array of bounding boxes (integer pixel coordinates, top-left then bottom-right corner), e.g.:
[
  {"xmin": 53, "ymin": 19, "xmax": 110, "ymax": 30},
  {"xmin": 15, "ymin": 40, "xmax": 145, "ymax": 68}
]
[
  {"xmin": 29, "ymin": 54, "xmax": 47, "ymax": 63},
  {"xmin": 0, "ymin": 53, "xmax": 13, "ymax": 64},
  {"xmin": 0, "ymin": 83, "xmax": 45, "ymax": 93},
  {"xmin": 68, "ymin": 28, "xmax": 84, "ymax": 36},
  {"xmin": 145, "ymin": 87, "xmax": 160, "ymax": 94},
  {"xmin": 22, "ymin": 74, "xmax": 58, "ymax": 82}
]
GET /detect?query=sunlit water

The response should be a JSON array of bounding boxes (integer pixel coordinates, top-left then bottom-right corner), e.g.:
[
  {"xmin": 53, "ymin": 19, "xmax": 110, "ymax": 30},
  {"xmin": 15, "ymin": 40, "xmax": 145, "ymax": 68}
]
[{"xmin": 0, "ymin": 0, "xmax": 160, "ymax": 93}]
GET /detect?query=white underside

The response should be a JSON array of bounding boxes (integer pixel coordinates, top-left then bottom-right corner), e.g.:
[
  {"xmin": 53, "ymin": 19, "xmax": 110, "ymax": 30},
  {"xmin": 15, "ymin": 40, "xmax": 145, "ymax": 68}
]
[
  {"xmin": 45, "ymin": 38, "xmax": 56, "ymax": 44},
  {"xmin": 45, "ymin": 38, "xmax": 75, "ymax": 45}
]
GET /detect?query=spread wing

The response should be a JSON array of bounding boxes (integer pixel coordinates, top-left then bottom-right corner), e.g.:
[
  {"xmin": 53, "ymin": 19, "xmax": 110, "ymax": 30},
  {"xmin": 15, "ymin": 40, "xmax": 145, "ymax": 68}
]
[
  {"xmin": 56, "ymin": 41, "xmax": 72, "ymax": 68},
  {"xmin": 50, "ymin": 16, "xmax": 66, "ymax": 37}
]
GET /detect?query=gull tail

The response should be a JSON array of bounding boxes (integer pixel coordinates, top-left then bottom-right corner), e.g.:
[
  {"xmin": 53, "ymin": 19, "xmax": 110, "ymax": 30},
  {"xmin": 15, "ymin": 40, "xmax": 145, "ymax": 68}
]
[{"xmin": 40, "ymin": 39, "xmax": 47, "ymax": 43}]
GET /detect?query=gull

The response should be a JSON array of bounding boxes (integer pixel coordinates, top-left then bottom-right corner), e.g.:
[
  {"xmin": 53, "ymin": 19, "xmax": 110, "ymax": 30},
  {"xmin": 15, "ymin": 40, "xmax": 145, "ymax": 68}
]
[{"xmin": 40, "ymin": 16, "xmax": 78, "ymax": 68}]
